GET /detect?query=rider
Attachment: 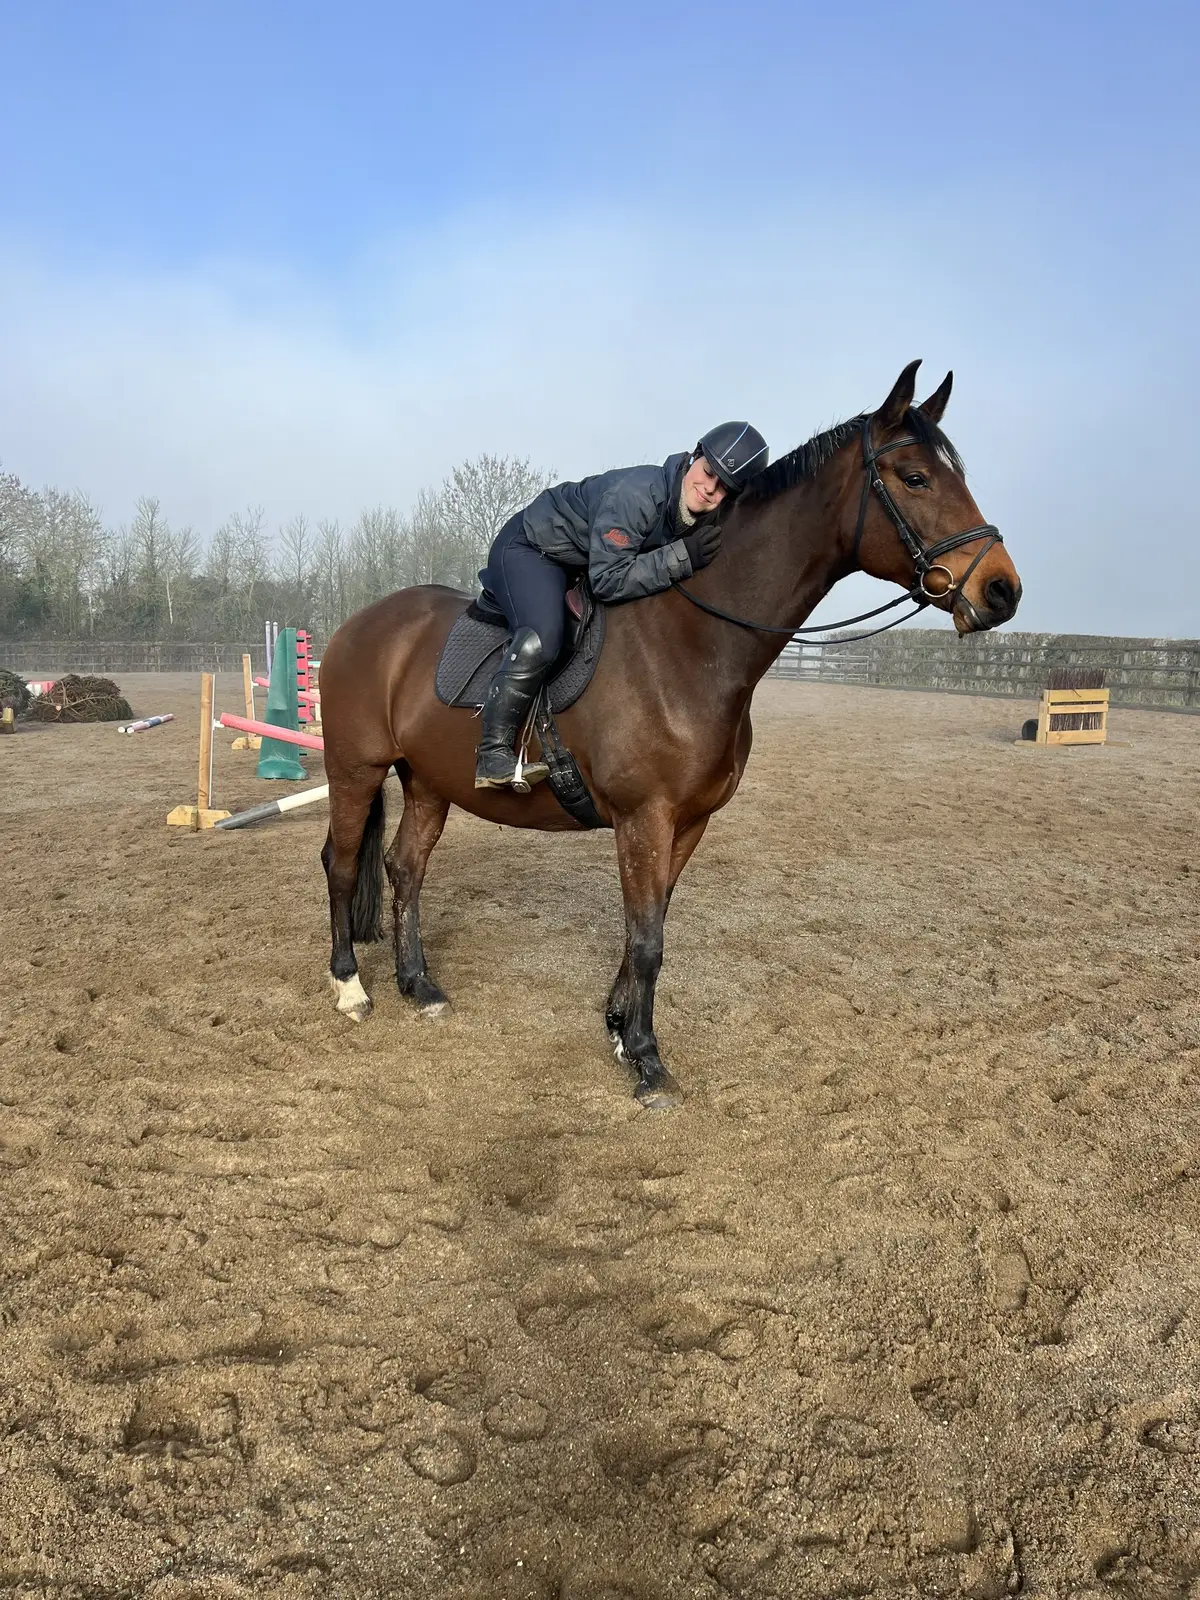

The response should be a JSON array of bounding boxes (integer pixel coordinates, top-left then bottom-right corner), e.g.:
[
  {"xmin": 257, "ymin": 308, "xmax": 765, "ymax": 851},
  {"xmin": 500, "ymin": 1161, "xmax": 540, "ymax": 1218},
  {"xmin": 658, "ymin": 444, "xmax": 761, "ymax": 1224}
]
[{"xmin": 474, "ymin": 422, "xmax": 770, "ymax": 790}]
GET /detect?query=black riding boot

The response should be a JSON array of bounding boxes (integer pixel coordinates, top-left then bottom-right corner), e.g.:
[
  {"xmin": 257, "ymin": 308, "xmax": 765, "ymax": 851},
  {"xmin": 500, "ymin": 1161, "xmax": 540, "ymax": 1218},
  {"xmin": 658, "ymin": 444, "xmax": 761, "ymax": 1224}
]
[{"xmin": 474, "ymin": 627, "xmax": 551, "ymax": 791}]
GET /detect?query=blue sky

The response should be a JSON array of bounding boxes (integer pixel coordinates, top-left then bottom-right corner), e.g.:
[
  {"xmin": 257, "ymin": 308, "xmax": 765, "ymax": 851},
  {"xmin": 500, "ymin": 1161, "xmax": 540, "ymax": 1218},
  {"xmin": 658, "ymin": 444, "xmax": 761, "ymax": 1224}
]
[{"xmin": 2, "ymin": 0, "xmax": 1198, "ymax": 634}]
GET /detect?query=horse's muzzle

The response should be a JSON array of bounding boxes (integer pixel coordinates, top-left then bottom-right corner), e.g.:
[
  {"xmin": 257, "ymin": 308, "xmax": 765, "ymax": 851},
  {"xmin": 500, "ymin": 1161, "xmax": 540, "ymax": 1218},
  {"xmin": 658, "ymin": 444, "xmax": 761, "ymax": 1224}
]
[{"xmin": 954, "ymin": 575, "xmax": 1022, "ymax": 634}]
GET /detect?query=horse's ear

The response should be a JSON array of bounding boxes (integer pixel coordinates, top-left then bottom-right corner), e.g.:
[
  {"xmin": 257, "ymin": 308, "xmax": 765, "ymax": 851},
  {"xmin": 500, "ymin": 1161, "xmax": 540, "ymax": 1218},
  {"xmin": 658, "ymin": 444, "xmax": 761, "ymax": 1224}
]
[
  {"xmin": 875, "ymin": 359, "xmax": 922, "ymax": 432},
  {"xmin": 917, "ymin": 370, "xmax": 953, "ymax": 425}
]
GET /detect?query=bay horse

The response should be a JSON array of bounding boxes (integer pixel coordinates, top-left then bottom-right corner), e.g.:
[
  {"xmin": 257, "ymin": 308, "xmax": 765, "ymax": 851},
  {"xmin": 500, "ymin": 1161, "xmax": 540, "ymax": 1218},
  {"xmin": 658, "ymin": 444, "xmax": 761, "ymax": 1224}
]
[{"xmin": 318, "ymin": 361, "xmax": 1022, "ymax": 1108}]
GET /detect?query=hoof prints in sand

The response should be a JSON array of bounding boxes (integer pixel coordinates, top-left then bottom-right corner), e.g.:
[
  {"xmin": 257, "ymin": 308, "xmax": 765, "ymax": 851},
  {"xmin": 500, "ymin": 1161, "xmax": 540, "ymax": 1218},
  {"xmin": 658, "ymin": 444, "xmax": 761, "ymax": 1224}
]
[{"xmin": 1, "ymin": 673, "xmax": 1198, "ymax": 1597}]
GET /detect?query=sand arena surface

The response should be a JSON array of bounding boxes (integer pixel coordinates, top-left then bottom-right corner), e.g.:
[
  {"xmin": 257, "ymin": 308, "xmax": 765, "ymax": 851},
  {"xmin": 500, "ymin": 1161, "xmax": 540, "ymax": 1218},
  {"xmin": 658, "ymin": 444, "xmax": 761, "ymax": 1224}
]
[{"xmin": 1, "ymin": 672, "xmax": 1198, "ymax": 1599}]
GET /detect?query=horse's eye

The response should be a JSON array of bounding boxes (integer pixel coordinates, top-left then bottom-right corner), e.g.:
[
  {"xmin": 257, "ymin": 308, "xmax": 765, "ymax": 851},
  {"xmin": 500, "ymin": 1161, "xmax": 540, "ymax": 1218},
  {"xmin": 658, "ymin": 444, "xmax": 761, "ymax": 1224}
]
[{"xmin": 903, "ymin": 473, "xmax": 928, "ymax": 489}]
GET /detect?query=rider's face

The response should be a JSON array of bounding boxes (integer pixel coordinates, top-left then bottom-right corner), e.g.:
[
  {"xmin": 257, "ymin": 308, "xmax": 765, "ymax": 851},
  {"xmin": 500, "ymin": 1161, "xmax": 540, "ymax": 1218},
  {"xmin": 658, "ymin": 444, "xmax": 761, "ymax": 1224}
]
[{"xmin": 683, "ymin": 455, "xmax": 728, "ymax": 516}]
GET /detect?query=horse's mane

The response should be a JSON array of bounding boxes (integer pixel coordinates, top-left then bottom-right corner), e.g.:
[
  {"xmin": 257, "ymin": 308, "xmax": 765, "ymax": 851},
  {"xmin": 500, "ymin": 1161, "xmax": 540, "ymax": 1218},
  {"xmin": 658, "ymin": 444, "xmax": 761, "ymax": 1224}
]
[{"xmin": 742, "ymin": 408, "xmax": 966, "ymax": 503}]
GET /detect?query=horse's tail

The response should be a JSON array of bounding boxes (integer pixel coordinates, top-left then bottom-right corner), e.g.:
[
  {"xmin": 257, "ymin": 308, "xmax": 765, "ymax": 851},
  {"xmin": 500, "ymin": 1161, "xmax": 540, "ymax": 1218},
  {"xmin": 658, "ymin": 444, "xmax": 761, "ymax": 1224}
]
[{"xmin": 351, "ymin": 787, "xmax": 386, "ymax": 943}]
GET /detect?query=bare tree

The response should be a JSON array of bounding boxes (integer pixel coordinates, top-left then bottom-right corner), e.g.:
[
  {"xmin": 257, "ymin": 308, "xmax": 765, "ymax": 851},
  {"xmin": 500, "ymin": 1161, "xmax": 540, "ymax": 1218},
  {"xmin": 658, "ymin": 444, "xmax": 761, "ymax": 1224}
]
[
  {"xmin": 0, "ymin": 450, "xmax": 554, "ymax": 642},
  {"xmin": 346, "ymin": 506, "xmax": 408, "ymax": 613},
  {"xmin": 45, "ymin": 489, "xmax": 105, "ymax": 635},
  {"xmin": 126, "ymin": 496, "xmax": 171, "ymax": 633},
  {"xmin": 14, "ymin": 486, "xmax": 106, "ymax": 635},
  {"xmin": 227, "ymin": 506, "xmax": 272, "ymax": 634},
  {"xmin": 205, "ymin": 517, "xmax": 236, "ymax": 597},
  {"xmin": 441, "ymin": 454, "xmax": 553, "ymax": 589},
  {"xmin": 276, "ymin": 513, "xmax": 316, "ymax": 625},
  {"xmin": 130, "ymin": 495, "xmax": 167, "ymax": 582},
  {"xmin": 405, "ymin": 487, "xmax": 459, "ymax": 588},
  {"xmin": 157, "ymin": 523, "xmax": 198, "ymax": 630},
  {"xmin": 314, "ymin": 519, "xmax": 346, "ymax": 638},
  {"xmin": 0, "ymin": 470, "xmax": 42, "ymax": 572}
]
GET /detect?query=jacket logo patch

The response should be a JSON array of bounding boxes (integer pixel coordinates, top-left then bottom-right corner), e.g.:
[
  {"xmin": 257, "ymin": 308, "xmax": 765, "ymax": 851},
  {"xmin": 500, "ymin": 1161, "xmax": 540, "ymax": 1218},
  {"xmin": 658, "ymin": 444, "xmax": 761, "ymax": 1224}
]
[{"xmin": 603, "ymin": 528, "xmax": 631, "ymax": 549}]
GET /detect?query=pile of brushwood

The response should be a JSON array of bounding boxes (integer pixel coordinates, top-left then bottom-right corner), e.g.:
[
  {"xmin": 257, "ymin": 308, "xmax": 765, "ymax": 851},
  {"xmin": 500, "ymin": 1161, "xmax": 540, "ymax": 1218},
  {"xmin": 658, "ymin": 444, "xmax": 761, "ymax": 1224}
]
[
  {"xmin": 0, "ymin": 671, "xmax": 32, "ymax": 717},
  {"xmin": 1048, "ymin": 665, "xmax": 1106, "ymax": 731},
  {"xmin": 26, "ymin": 675, "xmax": 133, "ymax": 723}
]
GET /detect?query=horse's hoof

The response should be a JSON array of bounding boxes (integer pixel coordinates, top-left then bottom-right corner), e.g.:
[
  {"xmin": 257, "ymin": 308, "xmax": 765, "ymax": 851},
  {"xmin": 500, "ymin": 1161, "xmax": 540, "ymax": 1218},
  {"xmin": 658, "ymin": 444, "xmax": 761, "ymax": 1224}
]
[
  {"xmin": 635, "ymin": 1073, "xmax": 684, "ymax": 1112},
  {"xmin": 408, "ymin": 977, "xmax": 449, "ymax": 1016},
  {"xmin": 330, "ymin": 973, "xmax": 373, "ymax": 1023}
]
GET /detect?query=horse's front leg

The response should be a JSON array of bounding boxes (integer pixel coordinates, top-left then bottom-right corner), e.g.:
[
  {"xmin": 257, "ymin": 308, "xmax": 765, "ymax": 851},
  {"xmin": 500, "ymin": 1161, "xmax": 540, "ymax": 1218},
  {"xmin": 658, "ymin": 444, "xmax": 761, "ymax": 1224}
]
[
  {"xmin": 605, "ymin": 813, "xmax": 709, "ymax": 1048},
  {"xmin": 610, "ymin": 809, "xmax": 709, "ymax": 1110}
]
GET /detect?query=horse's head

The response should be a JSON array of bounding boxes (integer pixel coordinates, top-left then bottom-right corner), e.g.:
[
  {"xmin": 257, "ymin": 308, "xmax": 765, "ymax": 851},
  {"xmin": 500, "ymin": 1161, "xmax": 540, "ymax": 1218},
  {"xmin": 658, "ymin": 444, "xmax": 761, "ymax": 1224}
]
[{"xmin": 855, "ymin": 360, "xmax": 1021, "ymax": 633}]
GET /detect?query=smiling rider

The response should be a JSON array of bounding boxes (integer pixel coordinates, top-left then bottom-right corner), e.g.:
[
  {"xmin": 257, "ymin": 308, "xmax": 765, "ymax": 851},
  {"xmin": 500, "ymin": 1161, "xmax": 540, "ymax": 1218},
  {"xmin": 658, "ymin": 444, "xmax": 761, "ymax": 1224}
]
[{"xmin": 475, "ymin": 421, "xmax": 770, "ymax": 791}]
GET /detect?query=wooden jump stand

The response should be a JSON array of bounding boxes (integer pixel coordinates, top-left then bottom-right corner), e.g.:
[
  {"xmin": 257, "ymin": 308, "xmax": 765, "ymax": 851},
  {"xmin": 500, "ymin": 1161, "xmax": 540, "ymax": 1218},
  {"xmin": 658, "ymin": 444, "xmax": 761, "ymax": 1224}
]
[
  {"xmin": 230, "ymin": 653, "xmax": 262, "ymax": 750},
  {"xmin": 167, "ymin": 672, "xmax": 231, "ymax": 829},
  {"xmin": 1021, "ymin": 686, "xmax": 1111, "ymax": 747}
]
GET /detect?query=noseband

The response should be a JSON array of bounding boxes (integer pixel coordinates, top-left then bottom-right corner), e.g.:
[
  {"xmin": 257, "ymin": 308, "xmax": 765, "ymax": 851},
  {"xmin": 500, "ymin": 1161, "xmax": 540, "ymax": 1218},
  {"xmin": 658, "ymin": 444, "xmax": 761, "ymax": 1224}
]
[{"xmin": 675, "ymin": 418, "xmax": 1005, "ymax": 641}]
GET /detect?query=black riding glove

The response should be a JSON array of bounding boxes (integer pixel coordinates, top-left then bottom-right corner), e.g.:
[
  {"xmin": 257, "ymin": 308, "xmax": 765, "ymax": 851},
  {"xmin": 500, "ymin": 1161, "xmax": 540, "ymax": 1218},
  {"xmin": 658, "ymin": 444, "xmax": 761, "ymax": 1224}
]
[{"xmin": 683, "ymin": 524, "xmax": 722, "ymax": 572}]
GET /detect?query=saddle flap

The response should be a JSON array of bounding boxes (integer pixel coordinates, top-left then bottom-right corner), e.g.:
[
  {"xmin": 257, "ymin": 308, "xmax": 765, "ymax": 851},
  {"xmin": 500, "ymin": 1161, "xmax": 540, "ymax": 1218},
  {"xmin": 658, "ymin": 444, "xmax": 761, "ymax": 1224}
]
[{"xmin": 435, "ymin": 585, "xmax": 606, "ymax": 714}]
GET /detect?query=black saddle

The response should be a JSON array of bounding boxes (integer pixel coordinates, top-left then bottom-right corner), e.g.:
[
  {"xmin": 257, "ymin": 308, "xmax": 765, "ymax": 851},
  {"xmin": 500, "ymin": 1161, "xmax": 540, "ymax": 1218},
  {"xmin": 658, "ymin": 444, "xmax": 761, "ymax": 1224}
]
[{"xmin": 435, "ymin": 577, "xmax": 606, "ymax": 711}]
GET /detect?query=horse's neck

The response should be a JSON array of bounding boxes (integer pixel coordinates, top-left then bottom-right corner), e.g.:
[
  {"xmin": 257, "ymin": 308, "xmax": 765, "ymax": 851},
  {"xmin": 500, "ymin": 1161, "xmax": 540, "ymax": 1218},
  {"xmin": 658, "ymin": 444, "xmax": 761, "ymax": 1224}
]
[{"xmin": 679, "ymin": 464, "xmax": 856, "ymax": 693}]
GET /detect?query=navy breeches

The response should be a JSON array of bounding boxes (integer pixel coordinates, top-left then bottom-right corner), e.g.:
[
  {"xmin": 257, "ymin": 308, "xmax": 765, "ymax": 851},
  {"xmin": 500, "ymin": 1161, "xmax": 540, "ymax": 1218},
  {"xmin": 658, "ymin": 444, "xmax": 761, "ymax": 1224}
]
[{"xmin": 483, "ymin": 513, "xmax": 570, "ymax": 661}]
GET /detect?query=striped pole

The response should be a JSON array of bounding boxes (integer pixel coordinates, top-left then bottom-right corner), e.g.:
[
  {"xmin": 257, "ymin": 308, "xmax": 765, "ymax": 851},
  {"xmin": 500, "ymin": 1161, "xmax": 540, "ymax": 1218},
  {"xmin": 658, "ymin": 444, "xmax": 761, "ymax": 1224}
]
[
  {"xmin": 214, "ymin": 782, "xmax": 330, "ymax": 831},
  {"xmin": 297, "ymin": 629, "xmax": 311, "ymax": 724},
  {"xmin": 118, "ymin": 714, "xmax": 174, "ymax": 734}
]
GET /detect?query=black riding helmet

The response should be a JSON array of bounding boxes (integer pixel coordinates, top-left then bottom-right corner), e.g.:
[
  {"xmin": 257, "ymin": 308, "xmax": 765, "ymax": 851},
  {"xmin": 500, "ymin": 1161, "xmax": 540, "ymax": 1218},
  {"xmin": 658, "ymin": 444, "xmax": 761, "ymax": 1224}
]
[{"xmin": 695, "ymin": 421, "xmax": 769, "ymax": 491}]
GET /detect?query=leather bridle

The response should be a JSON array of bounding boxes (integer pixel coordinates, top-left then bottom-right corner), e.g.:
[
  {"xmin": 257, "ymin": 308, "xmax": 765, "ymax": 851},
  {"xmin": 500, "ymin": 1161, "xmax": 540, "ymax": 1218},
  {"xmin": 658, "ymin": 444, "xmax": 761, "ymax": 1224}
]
[{"xmin": 675, "ymin": 418, "xmax": 1005, "ymax": 642}]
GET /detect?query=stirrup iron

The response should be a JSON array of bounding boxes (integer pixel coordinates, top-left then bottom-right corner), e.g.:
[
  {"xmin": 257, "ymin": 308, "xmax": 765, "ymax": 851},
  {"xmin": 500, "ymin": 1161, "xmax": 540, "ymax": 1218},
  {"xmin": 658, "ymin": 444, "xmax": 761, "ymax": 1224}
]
[{"xmin": 512, "ymin": 717, "xmax": 549, "ymax": 794}]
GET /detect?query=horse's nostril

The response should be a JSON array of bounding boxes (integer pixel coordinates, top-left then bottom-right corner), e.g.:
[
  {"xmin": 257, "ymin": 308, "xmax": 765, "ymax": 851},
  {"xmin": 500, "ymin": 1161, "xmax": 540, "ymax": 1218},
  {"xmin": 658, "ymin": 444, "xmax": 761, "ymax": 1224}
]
[{"xmin": 985, "ymin": 576, "xmax": 1016, "ymax": 613}]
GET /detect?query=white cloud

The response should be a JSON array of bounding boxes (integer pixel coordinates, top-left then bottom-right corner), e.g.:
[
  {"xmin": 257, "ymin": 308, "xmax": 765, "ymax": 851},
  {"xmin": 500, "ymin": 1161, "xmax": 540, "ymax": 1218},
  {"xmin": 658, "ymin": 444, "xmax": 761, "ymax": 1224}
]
[{"xmin": 1, "ymin": 195, "xmax": 1196, "ymax": 636}]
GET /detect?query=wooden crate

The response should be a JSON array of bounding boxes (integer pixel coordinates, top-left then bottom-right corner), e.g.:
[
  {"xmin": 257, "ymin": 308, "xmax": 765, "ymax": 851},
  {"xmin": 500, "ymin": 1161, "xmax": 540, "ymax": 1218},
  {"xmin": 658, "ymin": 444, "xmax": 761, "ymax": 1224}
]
[{"xmin": 1036, "ymin": 687, "xmax": 1109, "ymax": 745}]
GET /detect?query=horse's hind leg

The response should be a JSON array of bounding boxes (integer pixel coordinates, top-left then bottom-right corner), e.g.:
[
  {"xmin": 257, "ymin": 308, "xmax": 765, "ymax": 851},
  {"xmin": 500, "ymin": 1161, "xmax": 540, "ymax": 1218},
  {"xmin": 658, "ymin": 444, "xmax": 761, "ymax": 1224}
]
[
  {"xmin": 384, "ymin": 770, "xmax": 450, "ymax": 1016},
  {"xmin": 323, "ymin": 765, "xmax": 390, "ymax": 1022}
]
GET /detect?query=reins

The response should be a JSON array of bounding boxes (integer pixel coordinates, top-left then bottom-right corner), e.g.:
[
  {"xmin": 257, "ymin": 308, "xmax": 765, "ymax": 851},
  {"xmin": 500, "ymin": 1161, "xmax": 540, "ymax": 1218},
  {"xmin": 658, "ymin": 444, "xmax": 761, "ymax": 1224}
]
[{"xmin": 675, "ymin": 419, "xmax": 1003, "ymax": 645}]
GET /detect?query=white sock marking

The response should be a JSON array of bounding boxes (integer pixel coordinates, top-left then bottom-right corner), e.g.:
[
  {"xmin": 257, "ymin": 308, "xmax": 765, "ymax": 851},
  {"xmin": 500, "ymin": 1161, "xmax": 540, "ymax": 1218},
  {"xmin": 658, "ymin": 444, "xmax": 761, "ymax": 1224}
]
[{"xmin": 332, "ymin": 973, "xmax": 371, "ymax": 1017}]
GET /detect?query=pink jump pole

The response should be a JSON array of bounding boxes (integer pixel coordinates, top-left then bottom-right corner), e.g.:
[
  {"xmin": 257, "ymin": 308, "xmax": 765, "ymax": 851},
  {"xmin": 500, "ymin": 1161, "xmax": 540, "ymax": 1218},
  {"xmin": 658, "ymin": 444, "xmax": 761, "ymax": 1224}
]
[{"xmin": 217, "ymin": 712, "xmax": 325, "ymax": 752}]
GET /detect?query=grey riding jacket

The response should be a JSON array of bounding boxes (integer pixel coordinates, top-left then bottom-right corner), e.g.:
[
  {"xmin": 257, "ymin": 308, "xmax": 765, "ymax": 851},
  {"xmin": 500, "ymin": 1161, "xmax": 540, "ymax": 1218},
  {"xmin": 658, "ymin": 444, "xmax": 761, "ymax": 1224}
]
[{"xmin": 520, "ymin": 452, "xmax": 696, "ymax": 604}]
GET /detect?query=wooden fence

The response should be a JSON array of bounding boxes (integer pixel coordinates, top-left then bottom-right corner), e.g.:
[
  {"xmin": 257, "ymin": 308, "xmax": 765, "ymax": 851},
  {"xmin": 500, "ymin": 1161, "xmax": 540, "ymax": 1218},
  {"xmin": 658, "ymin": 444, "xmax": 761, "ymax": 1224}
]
[
  {"xmin": 768, "ymin": 629, "xmax": 1200, "ymax": 711},
  {"xmin": 4, "ymin": 630, "xmax": 1199, "ymax": 712},
  {"xmin": 0, "ymin": 641, "xmax": 271, "ymax": 675}
]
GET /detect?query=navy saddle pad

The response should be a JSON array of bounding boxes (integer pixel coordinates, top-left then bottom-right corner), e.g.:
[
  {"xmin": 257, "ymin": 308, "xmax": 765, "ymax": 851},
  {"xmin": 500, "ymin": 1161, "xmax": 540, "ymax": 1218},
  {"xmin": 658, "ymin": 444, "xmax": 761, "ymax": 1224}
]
[{"xmin": 434, "ymin": 583, "xmax": 606, "ymax": 712}]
